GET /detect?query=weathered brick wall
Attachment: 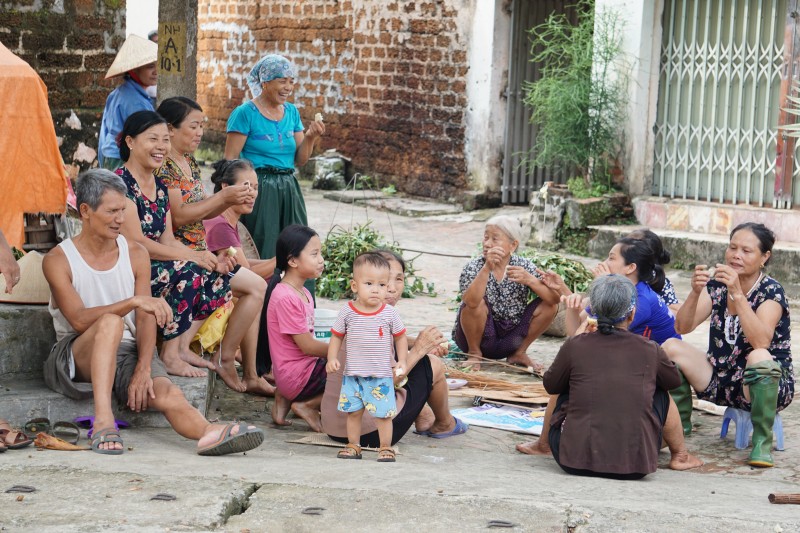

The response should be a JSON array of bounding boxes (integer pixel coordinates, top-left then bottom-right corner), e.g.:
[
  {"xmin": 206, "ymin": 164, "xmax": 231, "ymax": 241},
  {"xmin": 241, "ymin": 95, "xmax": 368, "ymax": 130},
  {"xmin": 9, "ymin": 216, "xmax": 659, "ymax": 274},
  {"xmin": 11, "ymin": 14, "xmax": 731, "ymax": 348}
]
[
  {"xmin": 0, "ymin": 0, "xmax": 126, "ymax": 179},
  {"xmin": 197, "ymin": 0, "xmax": 472, "ymax": 199}
]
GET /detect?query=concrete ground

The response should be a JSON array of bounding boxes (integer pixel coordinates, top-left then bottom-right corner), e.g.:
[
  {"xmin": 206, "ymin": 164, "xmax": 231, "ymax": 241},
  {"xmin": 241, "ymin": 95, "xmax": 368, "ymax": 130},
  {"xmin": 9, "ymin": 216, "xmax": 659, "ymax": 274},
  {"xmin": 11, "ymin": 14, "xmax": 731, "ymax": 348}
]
[{"xmin": 1, "ymin": 186, "xmax": 799, "ymax": 532}]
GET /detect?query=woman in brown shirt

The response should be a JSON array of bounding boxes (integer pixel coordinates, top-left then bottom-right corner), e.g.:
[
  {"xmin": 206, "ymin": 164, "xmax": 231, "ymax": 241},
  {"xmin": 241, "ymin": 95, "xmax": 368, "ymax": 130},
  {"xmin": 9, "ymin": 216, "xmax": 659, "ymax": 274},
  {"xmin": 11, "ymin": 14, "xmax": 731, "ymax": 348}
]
[{"xmin": 519, "ymin": 274, "xmax": 702, "ymax": 478}]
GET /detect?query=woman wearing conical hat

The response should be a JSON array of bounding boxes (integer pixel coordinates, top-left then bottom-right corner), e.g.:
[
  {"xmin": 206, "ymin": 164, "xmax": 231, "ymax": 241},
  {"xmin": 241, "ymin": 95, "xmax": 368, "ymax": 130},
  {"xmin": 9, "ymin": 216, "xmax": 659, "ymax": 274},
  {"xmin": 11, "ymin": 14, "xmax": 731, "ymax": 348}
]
[{"xmin": 97, "ymin": 34, "xmax": 158, "ymax": 171}]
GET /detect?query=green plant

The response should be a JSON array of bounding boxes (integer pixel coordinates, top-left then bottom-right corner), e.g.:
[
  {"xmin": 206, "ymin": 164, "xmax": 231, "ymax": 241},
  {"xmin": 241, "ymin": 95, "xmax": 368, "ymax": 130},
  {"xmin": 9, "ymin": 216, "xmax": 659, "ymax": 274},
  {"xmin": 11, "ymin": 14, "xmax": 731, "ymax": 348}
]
[
  {"xmin": 566, "ymin": 176, "xmax": 612, "ymax": 199},
  {"xmin": 317, "ymin": 222, "xmax": 434, "ymax": 300},
  {"xmin": 380, "ymin": 184, "xmax": 397, "ymax": 195},
  {"xmin": 522, "ymin": 0, "xmax": 628, "ymax": 190},
  {"xmin": 518, "ymin": 248, "xmax": 594, "ymax": 293},
  {"xmin": 12, "ymin": 247, "xmax": 24, "ymax": 260}
]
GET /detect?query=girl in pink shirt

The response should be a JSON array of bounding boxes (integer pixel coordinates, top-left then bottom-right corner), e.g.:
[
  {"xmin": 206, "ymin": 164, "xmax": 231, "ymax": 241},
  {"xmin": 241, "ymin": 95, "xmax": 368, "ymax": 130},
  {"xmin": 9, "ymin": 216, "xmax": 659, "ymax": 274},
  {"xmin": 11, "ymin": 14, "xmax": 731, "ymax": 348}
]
[{"xmin": 264, "ymin": 225, "xmax": 328, "ymax": 431}]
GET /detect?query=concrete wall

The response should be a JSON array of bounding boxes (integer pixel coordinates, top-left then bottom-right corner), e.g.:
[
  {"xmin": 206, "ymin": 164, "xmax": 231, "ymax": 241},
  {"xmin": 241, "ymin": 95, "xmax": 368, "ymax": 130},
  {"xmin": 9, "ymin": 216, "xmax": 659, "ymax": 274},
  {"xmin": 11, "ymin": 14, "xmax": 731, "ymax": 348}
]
[
  {"xmin": 594, "ymin": 0, "xmax": 663, "ymax": 196},
  {"xmin": 196, "ymin": 0, "xmax": 508, "ymax": 201},
  {"xmin": 0, "ymin": 0, "xmax": 127, "ymax": 179}
]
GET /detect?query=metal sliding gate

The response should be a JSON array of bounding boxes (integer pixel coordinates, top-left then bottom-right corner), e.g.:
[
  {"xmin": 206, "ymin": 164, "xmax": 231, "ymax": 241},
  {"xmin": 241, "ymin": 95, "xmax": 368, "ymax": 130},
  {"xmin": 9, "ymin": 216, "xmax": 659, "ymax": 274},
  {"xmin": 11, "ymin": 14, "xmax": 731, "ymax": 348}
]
[
  {"xmin": 653, "ymin": 0, "xmax": 800, "ymax": 208},
  {"xmin": 503, "ymin": 0, "xmax": 579, "ymax": 204}
]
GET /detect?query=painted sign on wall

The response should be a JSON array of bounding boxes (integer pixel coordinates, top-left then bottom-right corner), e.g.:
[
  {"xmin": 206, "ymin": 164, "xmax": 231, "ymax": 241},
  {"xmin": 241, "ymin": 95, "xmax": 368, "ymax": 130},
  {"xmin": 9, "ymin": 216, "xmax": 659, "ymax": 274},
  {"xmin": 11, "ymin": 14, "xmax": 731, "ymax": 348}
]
[{"xmin": 158, "ymin": 22, "xmax": 185, "ymax": 74}]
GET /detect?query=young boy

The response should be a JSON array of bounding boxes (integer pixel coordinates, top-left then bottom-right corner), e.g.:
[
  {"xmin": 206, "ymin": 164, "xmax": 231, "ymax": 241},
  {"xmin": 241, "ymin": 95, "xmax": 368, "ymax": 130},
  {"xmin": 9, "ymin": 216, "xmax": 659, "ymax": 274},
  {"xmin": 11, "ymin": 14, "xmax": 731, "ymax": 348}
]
[{"xmin": 326, "ymin": 252, "xmax": 408, "ymax": 462}]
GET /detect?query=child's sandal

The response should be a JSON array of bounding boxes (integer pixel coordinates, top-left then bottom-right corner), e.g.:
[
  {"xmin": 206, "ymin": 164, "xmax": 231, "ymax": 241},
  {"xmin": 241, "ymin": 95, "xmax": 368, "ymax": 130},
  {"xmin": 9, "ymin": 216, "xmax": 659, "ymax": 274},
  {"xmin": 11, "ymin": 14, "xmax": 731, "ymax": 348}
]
[
  {"xmin": 377, "ymin": 446, "xmax": 396, "ymax": 462},
  {"xmin": 337, "ymin": 443, "xmax": 362, "ymax": 460}
]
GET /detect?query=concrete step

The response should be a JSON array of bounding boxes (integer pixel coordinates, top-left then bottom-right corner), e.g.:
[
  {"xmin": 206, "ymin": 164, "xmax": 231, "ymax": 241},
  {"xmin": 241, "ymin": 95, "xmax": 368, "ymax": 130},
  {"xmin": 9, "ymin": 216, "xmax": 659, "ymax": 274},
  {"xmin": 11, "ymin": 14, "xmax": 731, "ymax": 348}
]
[
  {"xmin": 0, "ymin": 304, "xmax": 56, "ymax": 378},
  {"xmin": 588, "ymin": 224, "xmax": 800, "ymax": 298},
  {"xmin": 0, "ymin": 374, "xmax": 211, "ymax": 429}
]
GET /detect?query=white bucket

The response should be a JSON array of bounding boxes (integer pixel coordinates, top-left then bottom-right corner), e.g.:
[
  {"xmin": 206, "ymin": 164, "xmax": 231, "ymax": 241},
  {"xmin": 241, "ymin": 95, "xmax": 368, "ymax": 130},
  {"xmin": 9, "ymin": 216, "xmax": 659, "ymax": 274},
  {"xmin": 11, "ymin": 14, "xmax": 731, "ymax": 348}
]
[{"xmin": 314, "ymin": 308, "xmax": 338, "ymax": 341}]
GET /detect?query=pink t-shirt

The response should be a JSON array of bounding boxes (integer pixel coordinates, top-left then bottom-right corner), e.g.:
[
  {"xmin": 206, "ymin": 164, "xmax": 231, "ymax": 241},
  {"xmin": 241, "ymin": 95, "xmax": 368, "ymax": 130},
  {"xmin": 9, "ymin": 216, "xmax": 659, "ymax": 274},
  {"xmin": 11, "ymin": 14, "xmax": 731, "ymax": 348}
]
[
  {"xmin": 266, "ymin": 282, "xmax": 317, "ymax": 400},
  {"xmin": 203, "ymin": 216, "xmax": 241, "ymax": 253}
]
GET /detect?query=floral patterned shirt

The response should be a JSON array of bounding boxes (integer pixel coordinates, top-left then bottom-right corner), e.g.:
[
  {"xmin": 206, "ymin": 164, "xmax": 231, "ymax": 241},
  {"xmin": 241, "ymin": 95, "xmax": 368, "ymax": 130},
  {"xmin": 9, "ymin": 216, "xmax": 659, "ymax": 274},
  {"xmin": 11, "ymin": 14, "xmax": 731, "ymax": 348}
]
[
  {"xmin": 118, "ymin": 167, "xmax": 169, "ymax": 241},
  {"xmin": 458, "ymin": 255, "xmax": 541, "ymax": 326},
  {"xmin": 706, "ymin": 276, "xmax": 792, "ymax": 369},
  {"xmin": 156, "ymin": 155, "xmax": 208, "ymax": 250},
  {"xmin": 659, "ymin": 277, "xmax": 679, "ymax": 306}
]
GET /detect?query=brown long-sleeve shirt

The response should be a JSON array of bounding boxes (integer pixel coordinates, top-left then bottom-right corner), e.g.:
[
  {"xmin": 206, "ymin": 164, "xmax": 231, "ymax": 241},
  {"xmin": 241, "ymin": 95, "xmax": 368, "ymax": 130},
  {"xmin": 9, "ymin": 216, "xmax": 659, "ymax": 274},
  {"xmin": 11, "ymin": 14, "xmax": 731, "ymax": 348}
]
[{"xmin": 544, "ymin": 329, "xmax": 681, "ymax": 475}]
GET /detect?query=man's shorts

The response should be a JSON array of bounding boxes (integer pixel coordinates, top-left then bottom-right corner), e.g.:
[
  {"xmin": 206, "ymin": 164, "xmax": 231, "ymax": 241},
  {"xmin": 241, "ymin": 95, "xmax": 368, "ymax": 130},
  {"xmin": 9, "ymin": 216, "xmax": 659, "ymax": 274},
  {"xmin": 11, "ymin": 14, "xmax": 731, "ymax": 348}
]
[
  {"xmin": 338, "ymin": 375, "xmax": 397, "ymax": 419},
  {"xmin": 43, "ymin": 334, "xmax": 170, "ymax": 406}
]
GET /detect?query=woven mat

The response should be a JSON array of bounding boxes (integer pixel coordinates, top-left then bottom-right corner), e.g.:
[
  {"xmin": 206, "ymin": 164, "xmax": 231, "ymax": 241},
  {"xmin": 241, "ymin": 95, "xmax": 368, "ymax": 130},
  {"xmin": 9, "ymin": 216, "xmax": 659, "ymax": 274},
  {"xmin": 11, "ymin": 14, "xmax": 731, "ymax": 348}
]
[{"xmin": 286, "ymin": 432, "xmax": 400, "ymax": 454}]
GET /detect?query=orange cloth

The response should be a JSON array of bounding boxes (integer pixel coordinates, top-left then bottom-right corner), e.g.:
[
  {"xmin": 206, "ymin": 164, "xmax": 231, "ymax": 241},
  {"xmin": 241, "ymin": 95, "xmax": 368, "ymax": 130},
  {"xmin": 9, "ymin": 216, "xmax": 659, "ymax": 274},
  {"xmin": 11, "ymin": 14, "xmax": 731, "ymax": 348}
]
[{"xmin": 0, "ymin": 42, "xmax": 67, "ymax": 248}]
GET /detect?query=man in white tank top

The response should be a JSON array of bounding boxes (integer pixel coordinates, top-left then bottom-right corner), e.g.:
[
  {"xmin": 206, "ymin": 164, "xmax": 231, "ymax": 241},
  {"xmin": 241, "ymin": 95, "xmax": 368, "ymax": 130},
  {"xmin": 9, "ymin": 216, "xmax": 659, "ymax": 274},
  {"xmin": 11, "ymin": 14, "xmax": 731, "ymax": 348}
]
[{"xmin": 42, "ymin": 169, "xmax": 264, "ymax": 456}]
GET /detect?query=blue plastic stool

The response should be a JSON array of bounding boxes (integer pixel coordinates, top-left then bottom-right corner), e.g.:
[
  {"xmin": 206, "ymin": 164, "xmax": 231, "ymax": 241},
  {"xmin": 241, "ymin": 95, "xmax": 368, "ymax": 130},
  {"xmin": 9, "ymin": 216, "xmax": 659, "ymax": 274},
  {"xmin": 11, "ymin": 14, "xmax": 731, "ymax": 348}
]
[{"xmin": 719, "ymin": 407, "xmax": 785, "ymax": 451}]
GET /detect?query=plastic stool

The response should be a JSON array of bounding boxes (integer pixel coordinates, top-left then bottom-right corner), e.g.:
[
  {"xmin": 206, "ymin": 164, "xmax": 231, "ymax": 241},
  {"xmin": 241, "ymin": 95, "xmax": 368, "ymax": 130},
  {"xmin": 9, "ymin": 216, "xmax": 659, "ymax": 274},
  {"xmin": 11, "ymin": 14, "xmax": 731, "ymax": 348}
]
[{"xmin": 719, "ymin": 407, "xmax": 785, "ymax": 451}]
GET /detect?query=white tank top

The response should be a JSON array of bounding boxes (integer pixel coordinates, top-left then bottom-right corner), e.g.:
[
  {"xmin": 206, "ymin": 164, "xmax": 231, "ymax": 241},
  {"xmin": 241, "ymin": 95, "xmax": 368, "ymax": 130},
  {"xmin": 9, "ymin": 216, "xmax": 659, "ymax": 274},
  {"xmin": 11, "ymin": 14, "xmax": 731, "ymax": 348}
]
[{"xmin": 49, "ymin": 235, "xmax": 137, "ymax": 342}]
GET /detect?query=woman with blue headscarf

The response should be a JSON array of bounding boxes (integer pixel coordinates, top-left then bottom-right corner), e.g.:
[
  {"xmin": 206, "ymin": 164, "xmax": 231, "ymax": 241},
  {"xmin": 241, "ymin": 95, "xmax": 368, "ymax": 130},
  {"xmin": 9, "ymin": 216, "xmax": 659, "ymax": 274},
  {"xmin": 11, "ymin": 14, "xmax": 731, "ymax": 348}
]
[{"xmin": 224, "ymin": 54, "xmax": 325, "ymax": 280}]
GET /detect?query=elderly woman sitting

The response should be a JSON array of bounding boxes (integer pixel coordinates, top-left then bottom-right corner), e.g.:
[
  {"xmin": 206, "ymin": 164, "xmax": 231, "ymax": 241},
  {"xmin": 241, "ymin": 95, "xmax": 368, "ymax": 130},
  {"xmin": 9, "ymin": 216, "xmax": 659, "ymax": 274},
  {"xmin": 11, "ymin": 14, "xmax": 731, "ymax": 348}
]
[
  {"xmin": 453, "ymin": 215, "xmax": 559, "ymax": 370},
  {"xmin": 518, "ymin": 274, "xmax": 702, "ymax": 478}
]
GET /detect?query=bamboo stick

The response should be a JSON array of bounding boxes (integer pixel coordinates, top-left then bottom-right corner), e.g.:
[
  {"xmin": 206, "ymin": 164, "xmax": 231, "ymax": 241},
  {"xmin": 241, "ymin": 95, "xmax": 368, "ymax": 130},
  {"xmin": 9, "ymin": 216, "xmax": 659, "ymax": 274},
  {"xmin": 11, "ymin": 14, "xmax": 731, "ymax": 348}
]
[
  {"xmin": 768, "ymin": 493, "xmax": 800, "ymax": 505},
  {"xmin": 448, "ymin": 350, "xmax": 543, "ymax": 376}
]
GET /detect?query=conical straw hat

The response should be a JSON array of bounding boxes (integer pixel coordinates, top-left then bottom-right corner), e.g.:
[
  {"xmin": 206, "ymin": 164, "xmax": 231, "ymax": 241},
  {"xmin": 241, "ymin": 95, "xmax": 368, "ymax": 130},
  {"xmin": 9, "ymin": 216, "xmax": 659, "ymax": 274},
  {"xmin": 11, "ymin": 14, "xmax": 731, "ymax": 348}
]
[
  {"xmin": 0, "ymin": 251, "xmax": 51, "ymax": 305},
  {"xmin": 105, "ymin": 34, "xmax": 157, "ymax": 79}
]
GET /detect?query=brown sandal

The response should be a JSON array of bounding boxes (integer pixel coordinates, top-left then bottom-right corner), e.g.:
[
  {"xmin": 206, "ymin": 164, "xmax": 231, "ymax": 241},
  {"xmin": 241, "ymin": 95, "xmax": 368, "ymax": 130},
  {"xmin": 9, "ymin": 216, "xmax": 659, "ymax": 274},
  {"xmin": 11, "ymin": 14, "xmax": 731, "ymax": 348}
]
[
  {"xmin": 0, "ymin": 419, "xmax": 33, "ymax": 450},
  {"xmin": 337, "ymin": 443, "xmax": 362, "ymax": 459},
  {"xmin": 377, "ymin": 446, "xmax": 396, "ymax": 462}
]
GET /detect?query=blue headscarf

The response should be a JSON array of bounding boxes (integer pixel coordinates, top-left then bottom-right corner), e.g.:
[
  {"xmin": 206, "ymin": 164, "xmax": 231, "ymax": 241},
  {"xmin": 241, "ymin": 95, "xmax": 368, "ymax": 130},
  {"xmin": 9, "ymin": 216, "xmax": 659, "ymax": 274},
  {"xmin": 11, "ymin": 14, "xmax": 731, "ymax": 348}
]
[{"xmin": 246, "ymin": 54, "xmax": 297, "ymax": 98}]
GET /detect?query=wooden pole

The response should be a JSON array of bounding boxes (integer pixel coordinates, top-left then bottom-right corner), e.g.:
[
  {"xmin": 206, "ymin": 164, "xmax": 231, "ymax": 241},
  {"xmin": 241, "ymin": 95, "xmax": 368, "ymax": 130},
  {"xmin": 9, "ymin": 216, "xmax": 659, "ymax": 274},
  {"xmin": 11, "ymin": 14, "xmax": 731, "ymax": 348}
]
[{"xmin": 768, "ymin": 493, "xmax": 800, "ymax": 505}]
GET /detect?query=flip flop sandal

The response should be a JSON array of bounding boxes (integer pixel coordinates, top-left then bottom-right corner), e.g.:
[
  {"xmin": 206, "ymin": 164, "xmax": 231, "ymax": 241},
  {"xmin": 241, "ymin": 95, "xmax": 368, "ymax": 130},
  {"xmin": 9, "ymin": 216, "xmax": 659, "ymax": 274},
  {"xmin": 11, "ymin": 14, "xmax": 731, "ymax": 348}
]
[
  {"xmin": 336, "ymin": 443, "xmax": 362, "ymax": 460},
  {"xmin": 52, "ymin": 422, "xmax": 81, "ymax": 445},
  {"xmin": 196, "ymin": 423, "xmax": 265, "ymax": 456},
  {"xmin": 377, "ymin": 447, "xmax": 396, "ymax": 463},
  {"xmin": 0, "ymin": 426, "xmax": 33, "ymax": 450},
  {"xmin": 74, "ymin": 416, "xmax": 130, "ymax": 438},
  {"xmin": 91, "ymin": 428, "xmax": 124, "ymax": 455},
  {"xmin": 23, "ymin": 418, "xmax": 51, "ymax": 439}
]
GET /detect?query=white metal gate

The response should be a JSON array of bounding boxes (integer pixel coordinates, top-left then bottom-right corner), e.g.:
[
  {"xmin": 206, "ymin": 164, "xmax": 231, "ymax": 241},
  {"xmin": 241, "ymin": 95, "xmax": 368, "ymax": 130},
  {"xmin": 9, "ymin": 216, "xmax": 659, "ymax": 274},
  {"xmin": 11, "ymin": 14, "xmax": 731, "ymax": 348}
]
[{"xmin": 653, "ymin": 0, "xmax": 800, "ymax": 207}]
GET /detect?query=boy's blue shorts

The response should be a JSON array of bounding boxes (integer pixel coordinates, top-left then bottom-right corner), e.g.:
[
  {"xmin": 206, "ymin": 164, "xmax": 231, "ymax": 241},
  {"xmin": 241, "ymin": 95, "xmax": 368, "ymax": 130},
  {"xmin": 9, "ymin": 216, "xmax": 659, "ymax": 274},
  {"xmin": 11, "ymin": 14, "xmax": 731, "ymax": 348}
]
[{"xmin": 338, "ymin": 375, "xmax": 397, "ymax": 419}]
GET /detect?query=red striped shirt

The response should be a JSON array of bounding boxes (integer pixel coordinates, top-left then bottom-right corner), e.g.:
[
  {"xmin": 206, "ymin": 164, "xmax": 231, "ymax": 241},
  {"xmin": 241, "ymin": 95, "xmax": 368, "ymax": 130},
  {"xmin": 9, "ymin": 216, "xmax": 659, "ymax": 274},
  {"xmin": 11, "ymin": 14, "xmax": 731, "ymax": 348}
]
[{"xmin": 331, "ymin": 302, "xmax": 406, "ymax": 377}]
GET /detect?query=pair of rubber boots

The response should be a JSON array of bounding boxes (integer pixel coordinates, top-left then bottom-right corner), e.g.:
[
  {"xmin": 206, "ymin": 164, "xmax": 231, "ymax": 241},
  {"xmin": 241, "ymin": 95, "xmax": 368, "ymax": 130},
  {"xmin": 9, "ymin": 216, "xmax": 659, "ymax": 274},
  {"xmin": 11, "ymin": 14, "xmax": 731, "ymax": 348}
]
[{"xmin": 670, "ymin": 360, "xmax": 781, "ymax": 468}]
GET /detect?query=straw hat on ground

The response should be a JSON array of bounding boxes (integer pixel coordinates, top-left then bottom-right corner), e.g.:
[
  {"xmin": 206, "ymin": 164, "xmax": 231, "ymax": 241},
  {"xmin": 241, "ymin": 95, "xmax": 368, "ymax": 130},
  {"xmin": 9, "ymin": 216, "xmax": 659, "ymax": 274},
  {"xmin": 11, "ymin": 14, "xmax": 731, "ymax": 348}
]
[
  {"xmin": 105, "ymin": 34, "xmax": 157, "ymax": 79},
  {"xmin": 0, "ymin": 251, "xmax": 50, "ymax": 305}
]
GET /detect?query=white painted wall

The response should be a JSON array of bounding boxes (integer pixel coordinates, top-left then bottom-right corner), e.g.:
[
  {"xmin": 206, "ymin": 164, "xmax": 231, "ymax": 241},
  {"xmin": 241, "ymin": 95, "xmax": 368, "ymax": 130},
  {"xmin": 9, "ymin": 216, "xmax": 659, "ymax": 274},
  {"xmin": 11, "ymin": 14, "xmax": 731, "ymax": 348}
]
[
  {"xmin": 595, "ymin": 0, "xmax": 664, "ymax": 196},
  {"xmin": 464, "ymin": 0, "xmax": 510, "ymax": 193}
]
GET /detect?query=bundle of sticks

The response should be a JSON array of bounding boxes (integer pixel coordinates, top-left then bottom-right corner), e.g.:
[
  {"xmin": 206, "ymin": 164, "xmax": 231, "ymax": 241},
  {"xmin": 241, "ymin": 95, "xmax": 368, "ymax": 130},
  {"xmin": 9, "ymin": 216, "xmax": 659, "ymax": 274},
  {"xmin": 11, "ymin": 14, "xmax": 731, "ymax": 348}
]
[
  {"xmin": 446, "ymin": 368, "xmax": 546, "ymax": 396},
  {"xmin": 448, "ymin": 350, "xmax": 543, "ymax": 377}
]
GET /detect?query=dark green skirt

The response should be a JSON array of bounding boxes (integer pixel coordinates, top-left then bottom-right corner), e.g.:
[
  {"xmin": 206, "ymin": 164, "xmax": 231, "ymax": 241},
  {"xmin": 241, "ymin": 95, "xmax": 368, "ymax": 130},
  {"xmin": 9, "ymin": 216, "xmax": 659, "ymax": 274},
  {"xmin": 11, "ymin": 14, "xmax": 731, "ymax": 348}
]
[{"xmin": 242, "ymin": 166, "xmax": 315, "ymax": 295}]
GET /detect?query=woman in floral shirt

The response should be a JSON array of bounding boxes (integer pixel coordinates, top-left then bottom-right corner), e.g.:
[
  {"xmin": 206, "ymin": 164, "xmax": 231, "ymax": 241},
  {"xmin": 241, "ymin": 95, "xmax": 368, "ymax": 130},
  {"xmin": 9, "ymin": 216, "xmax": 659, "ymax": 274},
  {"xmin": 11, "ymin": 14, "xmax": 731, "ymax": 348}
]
[
  {"xmin": 665, "ymin": 222, "xmax": 793, "ymax": 468},
  {"xmin": 155, "ymin": 97, "xmax": 273, "ymax": 397},
  {"xmin": 117, "ymin": 111, "xmax": 231, "ymax": 379},
  {"xmin": 453, "ymin": 215, "xmax": 560, "ymax": 371}
]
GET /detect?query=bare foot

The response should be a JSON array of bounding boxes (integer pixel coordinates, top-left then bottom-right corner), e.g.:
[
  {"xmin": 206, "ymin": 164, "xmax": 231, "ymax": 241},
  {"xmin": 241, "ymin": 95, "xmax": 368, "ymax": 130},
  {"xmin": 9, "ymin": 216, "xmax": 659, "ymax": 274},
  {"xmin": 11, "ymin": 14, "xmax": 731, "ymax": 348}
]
[
  {"xmin": 215, "ymin": 351, "xmax": 246, "ymax": 393},
  {"xmin": 291, "ymin": 400, "xmax": 322, "ymax": 432},
  {"xmin": 414, "ymin": 405, "xmax": 435, "ymax": 433},
  {"xmin": 180, "ymin": 349, "xmax": 215, "ymax": 370},
  {"xmin": 161, "ymin": 353, "xmax": 208, "ymax": 377},
  {"xmin": 669, "ymin": 449, "xmax": 703, "ymax": 471},
  {"xmin": 243, "ymin": 376, "xmax": 275, "ymax": 397},
  {"xmin": 516, "ymin": 438, "xmax": 551, "ymax": 456},
  {"xmin": 271, "ymin": 392, "xmax": 292, "ymax": 427},
  {"xmin": 507, "ymin": 352, "xmax": 544, "ymax": 374},
  {"xmin": 464, "ymin": 353, "xmax": 482, "ymax": 372}
]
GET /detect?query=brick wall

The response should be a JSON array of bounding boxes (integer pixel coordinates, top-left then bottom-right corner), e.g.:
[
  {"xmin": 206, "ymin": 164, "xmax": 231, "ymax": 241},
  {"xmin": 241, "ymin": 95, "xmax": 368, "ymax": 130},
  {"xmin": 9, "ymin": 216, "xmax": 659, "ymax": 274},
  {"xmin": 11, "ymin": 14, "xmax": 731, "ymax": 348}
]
[
  {"xmin": 197, "ymin": 0, "xmax": 472, "ymax": 199},
  {"xmin": 0, "ymin": 0, "xmax": 126, "ymax": 179}
]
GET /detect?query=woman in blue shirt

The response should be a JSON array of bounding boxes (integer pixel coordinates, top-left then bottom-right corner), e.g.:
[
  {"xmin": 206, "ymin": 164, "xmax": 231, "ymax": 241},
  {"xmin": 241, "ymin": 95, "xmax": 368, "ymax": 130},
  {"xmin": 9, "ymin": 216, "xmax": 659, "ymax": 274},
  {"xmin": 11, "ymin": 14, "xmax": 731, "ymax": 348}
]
[
  {"xmin": 98, "ymin": 34, "xmax": 158, "ymax": 170},
  {"xmin": 224, "ymin": 54, "xmax": 325, "ymax": 292}
]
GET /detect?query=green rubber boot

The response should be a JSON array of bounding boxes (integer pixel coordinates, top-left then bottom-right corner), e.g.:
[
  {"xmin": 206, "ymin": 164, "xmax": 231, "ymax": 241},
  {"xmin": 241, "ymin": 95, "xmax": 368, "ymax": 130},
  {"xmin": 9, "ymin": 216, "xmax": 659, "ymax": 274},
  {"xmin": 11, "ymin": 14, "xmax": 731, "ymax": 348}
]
[
  {"xmin": 744, "ymin": 360, "xmax": 782, "ymax": 468},
  {"xmin": 670, "ymin": 369, "xmax": 694, "ymax": 436}
]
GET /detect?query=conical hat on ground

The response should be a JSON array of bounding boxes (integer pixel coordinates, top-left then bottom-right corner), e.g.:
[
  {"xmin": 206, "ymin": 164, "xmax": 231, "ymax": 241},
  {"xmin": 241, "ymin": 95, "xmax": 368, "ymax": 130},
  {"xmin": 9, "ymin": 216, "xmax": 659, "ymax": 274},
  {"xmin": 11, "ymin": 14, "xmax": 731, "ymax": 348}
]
[{"xmin": 0, "ymin": 251, "xmax": 51, "ymax": 305}]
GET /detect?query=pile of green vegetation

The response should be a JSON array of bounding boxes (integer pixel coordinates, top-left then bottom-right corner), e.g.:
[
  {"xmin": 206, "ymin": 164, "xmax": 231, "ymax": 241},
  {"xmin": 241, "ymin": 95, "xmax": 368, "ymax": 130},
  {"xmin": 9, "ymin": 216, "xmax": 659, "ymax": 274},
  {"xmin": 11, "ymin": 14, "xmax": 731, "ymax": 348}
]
[
  {"xmin": 317, "ymin": 222, "xmax": 435, "ymax": 300},
  {"xmin": 518, "ymin": 248, "xmax": 594, "ymax": 294}
]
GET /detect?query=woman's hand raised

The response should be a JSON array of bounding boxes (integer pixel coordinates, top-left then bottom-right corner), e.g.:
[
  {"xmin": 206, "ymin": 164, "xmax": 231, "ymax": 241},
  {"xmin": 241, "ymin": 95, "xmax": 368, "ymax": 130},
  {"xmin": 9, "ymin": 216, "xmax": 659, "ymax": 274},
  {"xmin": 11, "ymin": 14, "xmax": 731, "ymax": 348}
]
[
  {"xmin": 484, "ymin": 246, "xmax": 506, "ymax": 269},
  {"xmin": 690, "ymin": 265, "xmax": 713, "ymax": 294},
  {"xmin": 415, "ymin": 326, "xmax": 447, "ymax": 356},
  {"xmin": 220, "ymin": 183, "xmax": 254, "ymax": 206},
  {"xmin": 591, "ymin": 262, "xmax": 611, "ymax": 279}
]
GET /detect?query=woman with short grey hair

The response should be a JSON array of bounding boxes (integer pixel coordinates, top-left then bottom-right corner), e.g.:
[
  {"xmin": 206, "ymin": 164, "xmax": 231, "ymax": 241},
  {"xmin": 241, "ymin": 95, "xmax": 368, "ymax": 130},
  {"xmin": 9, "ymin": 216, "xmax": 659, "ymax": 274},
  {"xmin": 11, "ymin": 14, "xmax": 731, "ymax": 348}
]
[
  {"xmin": 517, "ymin": 274, "xmax": 702, "ymax": 478},
  {"xmin": 453, "ymin": 215, "xmax": 560, "ymax": 371}
]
